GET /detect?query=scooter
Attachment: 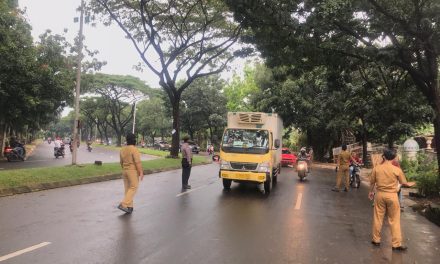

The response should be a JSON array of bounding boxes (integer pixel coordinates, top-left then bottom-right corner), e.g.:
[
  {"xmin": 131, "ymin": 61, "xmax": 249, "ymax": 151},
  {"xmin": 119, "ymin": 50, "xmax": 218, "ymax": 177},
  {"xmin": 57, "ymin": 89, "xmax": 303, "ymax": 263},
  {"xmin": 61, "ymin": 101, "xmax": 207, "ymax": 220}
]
[
  {"xmin": 349, "ymin": 164, "xmax": 362, "ymax": 188},
  {"xmin": 54, "ymin": 145, "xmax": 65, "ymax": 158},
  {"xmin": 297, "ymin": 157, "xmax": 309, "ymax": 181},
  {"xmin": 4, "ymin": 147, "xmax": 25, "ymax": 162}
]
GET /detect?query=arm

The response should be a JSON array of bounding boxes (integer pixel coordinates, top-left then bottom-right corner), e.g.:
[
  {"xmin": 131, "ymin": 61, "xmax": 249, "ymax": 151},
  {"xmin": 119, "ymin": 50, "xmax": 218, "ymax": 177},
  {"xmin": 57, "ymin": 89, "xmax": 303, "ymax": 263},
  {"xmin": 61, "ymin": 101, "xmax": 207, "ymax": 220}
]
[
  {"xmin": 369, "ymin": 168, "xmax": 377, "ymax": 200},
  {"xmin": 119, "ymin": 152, "xmax": 123, "ymax": 168},
  {"xmin": 397, "ymin": 168, "xmax": 415, "ymax": 187},
  {"xmin": 132, "ymin": 149, "xmax": 144, "ymax": 180}
]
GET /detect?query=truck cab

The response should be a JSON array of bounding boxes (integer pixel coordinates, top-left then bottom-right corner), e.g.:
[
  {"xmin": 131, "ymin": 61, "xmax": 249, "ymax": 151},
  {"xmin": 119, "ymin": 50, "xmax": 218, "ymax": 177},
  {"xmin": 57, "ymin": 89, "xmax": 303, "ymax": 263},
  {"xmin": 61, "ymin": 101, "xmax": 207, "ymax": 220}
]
[{"xmin": 219, "ymin": 112, "xmax": 283, "ymax": 194}]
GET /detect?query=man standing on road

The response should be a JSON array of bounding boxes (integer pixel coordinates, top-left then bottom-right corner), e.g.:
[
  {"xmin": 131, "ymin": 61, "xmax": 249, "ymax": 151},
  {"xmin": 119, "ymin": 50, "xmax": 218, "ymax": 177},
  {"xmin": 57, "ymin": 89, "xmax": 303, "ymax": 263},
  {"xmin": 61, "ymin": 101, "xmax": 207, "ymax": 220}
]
[
  {"xmin": 118, "ymin": 133, "xmax": 144, "ymax": 214},
  {"xmin": 332, "ymin": 144, "xmax": 351, "ymax": 192},
  {"xmin": 369, "ymin": 148, "xmax": 415, "ymax": 251},
  {"xmin": 181, "ymin": 135, "xmax": 193, "ymax": 190}
]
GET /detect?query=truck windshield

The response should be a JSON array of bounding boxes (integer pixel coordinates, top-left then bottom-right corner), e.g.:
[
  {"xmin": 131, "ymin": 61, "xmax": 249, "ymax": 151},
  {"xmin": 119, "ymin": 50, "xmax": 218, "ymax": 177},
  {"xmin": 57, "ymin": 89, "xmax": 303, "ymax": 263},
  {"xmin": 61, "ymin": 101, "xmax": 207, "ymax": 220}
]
[{"xmin": 221, "ymin": 129, "xmax": 269, "ymax": 154}]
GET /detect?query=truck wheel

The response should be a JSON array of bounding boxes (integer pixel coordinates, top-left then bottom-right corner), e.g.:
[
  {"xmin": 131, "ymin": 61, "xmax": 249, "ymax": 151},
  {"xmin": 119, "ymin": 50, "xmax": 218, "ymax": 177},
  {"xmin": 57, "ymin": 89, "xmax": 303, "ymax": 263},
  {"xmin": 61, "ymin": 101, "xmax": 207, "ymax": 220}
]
[
  {"xmin": 264, "ymin": 176, "xmax": 272, "ymax": 193},
  {"xmin": 223, "ymin": 179, "xmax": 232, "ymax": 189}
]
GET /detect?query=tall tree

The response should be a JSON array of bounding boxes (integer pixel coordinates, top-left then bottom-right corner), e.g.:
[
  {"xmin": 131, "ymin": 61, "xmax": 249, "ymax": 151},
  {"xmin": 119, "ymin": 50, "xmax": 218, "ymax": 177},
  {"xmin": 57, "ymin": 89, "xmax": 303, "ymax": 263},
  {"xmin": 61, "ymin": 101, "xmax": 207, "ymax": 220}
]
[
  {"xmin": 90, "ymin": 0, "xmax": 247, "ymax": 157},
  {"xmin": 226, "ymin": 0, "xmax": 440, "ymax": 171},
  {"xmin": 181, "ymin": 75, "xmax": 227, "ymax": 142},
  {"xmin": 88, "ymin": 73, "xmax": 151, "ymax": 146}
]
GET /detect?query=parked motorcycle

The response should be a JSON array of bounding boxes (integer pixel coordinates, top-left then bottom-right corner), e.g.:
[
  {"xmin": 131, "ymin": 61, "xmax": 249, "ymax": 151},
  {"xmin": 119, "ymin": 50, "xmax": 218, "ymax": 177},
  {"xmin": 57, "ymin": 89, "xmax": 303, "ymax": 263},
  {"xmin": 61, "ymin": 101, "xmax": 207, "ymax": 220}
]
[
  {"xmin": 296, "ymin": 157, "xmax": 309, "ymax": 181},
  {"xmin": 4, "ymin": 146, "xmax": 25, "ymax": 162},
  {"xmin": 54, "ymin": 144, "xmax": 65, "ymax": 158},
  {"xmin": 349, "ymin": 164, "xmax": 362, "ymax": 188}
]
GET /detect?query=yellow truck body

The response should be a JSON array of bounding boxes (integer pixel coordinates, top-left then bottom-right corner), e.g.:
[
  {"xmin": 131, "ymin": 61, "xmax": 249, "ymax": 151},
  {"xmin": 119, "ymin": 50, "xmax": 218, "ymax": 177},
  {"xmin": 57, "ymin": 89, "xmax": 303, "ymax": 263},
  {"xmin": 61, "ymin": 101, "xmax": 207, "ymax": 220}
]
[{"xmin": 219, "ymin": 112, "xmax": 283, "ymax": 193}]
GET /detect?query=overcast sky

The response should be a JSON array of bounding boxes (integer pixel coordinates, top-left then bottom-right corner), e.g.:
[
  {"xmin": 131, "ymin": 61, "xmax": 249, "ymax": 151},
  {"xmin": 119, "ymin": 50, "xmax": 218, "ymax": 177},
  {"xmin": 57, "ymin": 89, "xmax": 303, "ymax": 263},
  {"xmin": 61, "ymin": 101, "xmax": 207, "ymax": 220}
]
[{"xmin": 19, "ymin": 0, "xmax": 248, "ymax": 88}]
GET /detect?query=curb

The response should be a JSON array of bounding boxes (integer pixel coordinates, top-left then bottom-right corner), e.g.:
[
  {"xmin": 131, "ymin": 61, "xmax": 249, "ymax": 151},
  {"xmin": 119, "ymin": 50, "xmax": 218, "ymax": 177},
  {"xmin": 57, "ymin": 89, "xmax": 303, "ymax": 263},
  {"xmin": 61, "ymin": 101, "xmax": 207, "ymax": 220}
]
[{"xmin": 0, "ymin": 162, "xmax": 211, "ymax": 197}]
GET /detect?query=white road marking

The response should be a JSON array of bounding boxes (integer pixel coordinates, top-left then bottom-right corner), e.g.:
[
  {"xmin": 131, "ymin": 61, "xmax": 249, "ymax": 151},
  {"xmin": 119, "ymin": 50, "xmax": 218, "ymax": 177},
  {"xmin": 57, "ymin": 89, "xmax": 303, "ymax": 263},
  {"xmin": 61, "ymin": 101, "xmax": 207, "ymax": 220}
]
[
  {"xmin": 176, "ymin": 185, "xmax": 209, "ymax": 197},
  {"xmin": 0, "ymin": 242, "xmax": 51, "ymax": 262},
  {"xmin": 295, "ymin": 193, "xmax": 303, "ymax": 210}
]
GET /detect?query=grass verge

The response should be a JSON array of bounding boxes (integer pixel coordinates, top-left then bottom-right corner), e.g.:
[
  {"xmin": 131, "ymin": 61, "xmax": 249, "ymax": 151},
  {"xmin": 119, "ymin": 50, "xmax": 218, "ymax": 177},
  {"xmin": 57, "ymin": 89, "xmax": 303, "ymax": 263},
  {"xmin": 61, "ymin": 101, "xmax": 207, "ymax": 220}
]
[
  {"xmin": 95, "ymin": 144, "xmax": 170, "ymax": 157},
  {"xmin": 0, "ymin": 156, "xmax": 207, "ymax": 190}
]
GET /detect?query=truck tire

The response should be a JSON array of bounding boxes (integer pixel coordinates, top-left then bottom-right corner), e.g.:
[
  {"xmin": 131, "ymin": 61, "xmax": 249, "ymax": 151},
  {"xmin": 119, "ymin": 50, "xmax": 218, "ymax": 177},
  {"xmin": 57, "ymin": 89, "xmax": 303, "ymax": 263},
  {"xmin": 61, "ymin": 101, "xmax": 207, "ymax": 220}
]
[
  {"xmin": 223, "ymin": 179, "xmax": 232, "ymax": 189},
  {"xmin": 264, "ymin": 176, "xmax": 272, "ymax": 193}
]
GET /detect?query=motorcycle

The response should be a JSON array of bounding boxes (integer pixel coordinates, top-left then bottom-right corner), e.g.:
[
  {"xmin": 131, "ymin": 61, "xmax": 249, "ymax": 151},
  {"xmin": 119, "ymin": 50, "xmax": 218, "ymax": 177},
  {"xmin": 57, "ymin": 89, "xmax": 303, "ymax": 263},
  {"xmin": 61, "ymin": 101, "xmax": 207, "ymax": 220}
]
[
  {"xmin": 349, "ymin": 163, "xmax": 362, "ymax": 188},
  {"xmin": 4, "ymin": 146, "xmax": 25, "ymax": 162},
  {"xmin": 296, "ymin": 157, "xmax": 310, "ymax": 181},
  {"xmin": 87, "ymin": 143, "xmax": 92, "ymax": 152},
  {"xmin": 54, "ymin": 144, "xmax": 65, "ymax": 158}
]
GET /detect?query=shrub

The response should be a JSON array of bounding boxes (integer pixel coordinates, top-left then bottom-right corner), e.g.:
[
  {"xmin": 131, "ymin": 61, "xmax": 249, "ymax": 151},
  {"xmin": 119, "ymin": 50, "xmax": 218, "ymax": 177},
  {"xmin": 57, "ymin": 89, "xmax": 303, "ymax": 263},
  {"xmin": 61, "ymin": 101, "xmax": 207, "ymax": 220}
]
[{"xmin": 401, "ymin": 152, "xmax": 440, "ymax": 197}]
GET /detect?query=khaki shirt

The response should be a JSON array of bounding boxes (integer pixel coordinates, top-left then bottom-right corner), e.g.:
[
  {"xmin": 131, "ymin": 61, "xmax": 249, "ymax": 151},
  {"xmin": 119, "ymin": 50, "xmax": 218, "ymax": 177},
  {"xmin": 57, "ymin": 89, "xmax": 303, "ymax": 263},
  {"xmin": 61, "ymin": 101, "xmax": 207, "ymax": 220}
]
[
  {"xmin": 181, "ymin": 142, "xmax": 192, "ymax": 164},
  {"xmin": 370, "ymin": 161, "xmax": 408, "ymax": 193},
  {"xmin": 120, "ymin": 145, "xmax": 143, "ymax": 175},
  {"xmin": 338, "ymin": 150, "xmax": 351, "ymax": 168}
]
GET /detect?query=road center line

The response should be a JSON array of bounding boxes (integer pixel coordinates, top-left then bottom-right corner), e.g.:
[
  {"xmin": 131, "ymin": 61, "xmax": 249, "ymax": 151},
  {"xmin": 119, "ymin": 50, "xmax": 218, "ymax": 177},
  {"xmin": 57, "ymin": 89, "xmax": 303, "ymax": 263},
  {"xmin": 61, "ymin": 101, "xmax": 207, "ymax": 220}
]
[
  {"xmin": 0, "ymin": 242, "xmax": 51, "ymax": 262},
  {"xmin": 295, "ymin": 193, "xmax": 303, "ymax": 210},
  {"xmin": 176, "ymin": 185, "xmax": 208, "ymax": 197}
]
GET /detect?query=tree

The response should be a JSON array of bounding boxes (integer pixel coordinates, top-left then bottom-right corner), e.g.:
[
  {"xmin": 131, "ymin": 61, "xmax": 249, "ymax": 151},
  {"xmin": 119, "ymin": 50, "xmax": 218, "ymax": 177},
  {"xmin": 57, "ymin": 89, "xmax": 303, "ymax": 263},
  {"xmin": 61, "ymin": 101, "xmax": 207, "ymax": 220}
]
[
  {"xmin": 181, "ymin": 75, "xmax": 227, "ymax": 142},
  {"xmin": 90, "ymin": 0, "xmax": 247, "ymax": 157},
  {"xmin": 88, "ymin": 73, "xmax": 151, "ymax": 146},
  {"xmin": 136, "ymin": 97, "xmax": 171, "ymax": 144},
  {"xmin": 226, "ymin": 0, "xmax": 440, "ymax": 171}
]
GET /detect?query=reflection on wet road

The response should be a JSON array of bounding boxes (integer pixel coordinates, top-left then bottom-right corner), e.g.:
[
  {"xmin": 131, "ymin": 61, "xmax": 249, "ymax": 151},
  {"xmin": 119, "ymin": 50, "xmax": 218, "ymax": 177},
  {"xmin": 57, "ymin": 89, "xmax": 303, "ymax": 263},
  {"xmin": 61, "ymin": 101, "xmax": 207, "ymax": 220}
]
[{"xmin": 0, "ymin": 164, "xmax": 438, "ymax": 263}]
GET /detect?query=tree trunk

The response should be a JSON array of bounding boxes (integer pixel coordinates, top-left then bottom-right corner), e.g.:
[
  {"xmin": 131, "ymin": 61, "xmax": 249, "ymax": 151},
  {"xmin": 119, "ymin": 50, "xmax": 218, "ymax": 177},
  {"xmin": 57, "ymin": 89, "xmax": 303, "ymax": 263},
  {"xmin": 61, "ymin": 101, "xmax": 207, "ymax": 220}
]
[
  {"xmin": 0, "ymin": 122, "xmax": 5, "ymax": 158},
  {"xmin": 433, "ymin": 112, "xmax": 440, "ymax": 176},
  {"xmin": 116, "ymin": 130, "xmax": 122, "ymax": 147},
  {"xmin": 387, "ymin": 134, "xmax": 394, "ymax": 149},
  {"xmin": 170, "ymin": 100, "xmax": 180, "ymax": 158}
]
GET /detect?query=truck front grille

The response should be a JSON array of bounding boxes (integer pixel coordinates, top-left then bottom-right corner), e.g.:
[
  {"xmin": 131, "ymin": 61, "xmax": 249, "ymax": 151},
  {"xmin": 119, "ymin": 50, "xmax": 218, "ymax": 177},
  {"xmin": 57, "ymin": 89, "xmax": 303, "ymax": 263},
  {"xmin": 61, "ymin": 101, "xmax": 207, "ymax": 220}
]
[{"xmin": 230, "ymin": 162, "xmax": 258, "ymax": 171}]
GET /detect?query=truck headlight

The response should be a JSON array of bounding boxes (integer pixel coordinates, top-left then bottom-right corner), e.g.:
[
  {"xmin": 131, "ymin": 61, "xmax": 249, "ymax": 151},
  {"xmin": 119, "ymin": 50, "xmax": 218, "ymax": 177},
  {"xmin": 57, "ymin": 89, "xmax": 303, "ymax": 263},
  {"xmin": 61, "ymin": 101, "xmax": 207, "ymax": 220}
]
[
  {"xmin": 257, "ymin": 162, "xmax": 270, "ymax": 173},
  {"xmin": 220, "ymin": 160, "xmax": 231, "ymax": 170}
]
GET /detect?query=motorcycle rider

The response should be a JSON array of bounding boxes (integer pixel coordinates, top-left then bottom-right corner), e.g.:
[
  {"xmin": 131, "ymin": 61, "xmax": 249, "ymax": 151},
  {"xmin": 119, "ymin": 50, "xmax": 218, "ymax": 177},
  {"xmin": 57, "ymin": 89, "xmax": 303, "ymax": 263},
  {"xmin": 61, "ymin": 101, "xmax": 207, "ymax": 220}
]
[
  {"xmin": 86, "ymin": 138, "xmax": 93, "ymax": 151},
  {"xmin": 54, "ymin": 137, "xmax": 64, "ymax": 156},
  {"xmin": 10, "ymin": 137, "xmax": 25, "ymax": 159},
  {"xmin": 349, "ymin": 152, "xmax": 362, "ymax": 178},
  {"xmin": 297, "ymin": 147, "xmax": 311, "ymax": 172}
]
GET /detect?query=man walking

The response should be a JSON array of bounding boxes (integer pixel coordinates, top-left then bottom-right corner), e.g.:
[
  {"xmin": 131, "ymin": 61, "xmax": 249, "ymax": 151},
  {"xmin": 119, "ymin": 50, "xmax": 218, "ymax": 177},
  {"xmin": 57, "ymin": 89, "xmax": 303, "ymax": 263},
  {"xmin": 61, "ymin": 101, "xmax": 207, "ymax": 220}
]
[
  {"xmin": 369, "ymin": 149, "xmax": 415, "ymax": 251},
  {"xmin": 332, "ymin": 144, "xmax": 351, "ymax": 192},
  {"xmin": 118, "ymin": 133, "xmax": 144, "ymax": 214},
  {"xmin": 181, "ymin": 135, "xmax": 193, "ymax": 189}
]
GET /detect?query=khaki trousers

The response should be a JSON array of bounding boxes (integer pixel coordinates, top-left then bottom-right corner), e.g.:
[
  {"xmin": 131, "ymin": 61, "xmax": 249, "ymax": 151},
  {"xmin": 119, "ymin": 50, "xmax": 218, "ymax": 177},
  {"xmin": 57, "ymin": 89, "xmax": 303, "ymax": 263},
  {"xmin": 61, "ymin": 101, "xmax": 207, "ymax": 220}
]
[
  {"xmin": 121, "ymin": 170, "xmax": 139, "ymax": 208},
  {"xmin": 336, "ymin": 165, "xmax": 350, "ymax": 190},
  {"xmin": 372, "ymin": 192, "xmax": 402, "ymax": 247}
]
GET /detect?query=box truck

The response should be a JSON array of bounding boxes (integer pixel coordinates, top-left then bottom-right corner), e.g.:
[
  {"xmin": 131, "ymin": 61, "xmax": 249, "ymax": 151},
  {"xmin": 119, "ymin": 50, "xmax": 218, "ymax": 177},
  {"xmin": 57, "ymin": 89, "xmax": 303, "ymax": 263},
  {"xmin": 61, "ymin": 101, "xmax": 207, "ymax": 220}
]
[{"xmin": 219, "ymin": 112, "xmax": 283, "ymax": 194}]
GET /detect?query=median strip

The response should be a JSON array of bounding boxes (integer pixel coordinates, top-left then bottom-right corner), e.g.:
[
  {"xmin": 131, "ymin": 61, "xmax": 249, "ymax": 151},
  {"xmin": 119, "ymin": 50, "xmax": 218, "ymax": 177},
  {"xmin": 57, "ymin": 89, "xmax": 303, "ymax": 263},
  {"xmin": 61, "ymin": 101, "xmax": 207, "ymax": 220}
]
[{"xmin": 0, "ymin": 157, "xmax": 209, "ymax": 197}]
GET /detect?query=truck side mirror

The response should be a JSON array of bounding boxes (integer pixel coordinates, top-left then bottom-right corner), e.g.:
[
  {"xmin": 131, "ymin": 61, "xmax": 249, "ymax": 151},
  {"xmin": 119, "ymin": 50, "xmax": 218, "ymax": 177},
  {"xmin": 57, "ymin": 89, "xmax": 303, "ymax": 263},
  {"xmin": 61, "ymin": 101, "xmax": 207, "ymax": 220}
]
[{"xmin": 274, "ymin": 139, "xmax": 280, "ymax": 149}]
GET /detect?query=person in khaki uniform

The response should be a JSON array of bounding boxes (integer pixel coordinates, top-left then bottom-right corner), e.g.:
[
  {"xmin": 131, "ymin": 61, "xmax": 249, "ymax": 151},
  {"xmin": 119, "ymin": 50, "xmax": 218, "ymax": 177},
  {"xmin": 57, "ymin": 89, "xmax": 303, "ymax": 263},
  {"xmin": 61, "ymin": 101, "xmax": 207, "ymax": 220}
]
[
  {"xmin": 117, "ymin": 133, "xmax": 144, "ymax": 214},
  {"xmin": 332, "ymin": 144, "xmax": 352, "ymax": 192},
  {"xmin": 369, "ymin": 149, "xmax": 415, "ymax": 251}
]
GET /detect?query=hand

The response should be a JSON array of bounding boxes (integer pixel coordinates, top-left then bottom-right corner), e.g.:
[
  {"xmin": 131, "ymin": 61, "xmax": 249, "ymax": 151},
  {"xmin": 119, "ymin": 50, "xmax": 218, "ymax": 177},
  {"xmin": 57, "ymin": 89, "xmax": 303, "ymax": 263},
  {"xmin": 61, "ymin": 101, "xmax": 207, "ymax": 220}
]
[
  {"xmin": 368, "ymin": 192, "xmax": 375, "ymax": 200},
  {"xmin": 404, "ymin": 181, "xmax": 416, "ymax": 187},
  {"xmin": 139, "ymin": 174, "xmax": 144, "ymax": 181}
]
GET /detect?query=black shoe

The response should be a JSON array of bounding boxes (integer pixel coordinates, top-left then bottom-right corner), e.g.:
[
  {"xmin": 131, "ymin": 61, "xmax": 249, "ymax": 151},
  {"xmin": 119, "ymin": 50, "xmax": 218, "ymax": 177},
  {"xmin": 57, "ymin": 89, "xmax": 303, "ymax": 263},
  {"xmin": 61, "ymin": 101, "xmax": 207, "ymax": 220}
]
[
  {"xmin": 371, "ymin": 241, "xmax": 381, "ymax": 247},
  {"xmin": 392, "ymin": 246, "xmax": 408, "ymax": 251},
  {"xmin": 117, "ymin": 204, "xmax": 130, "ymax": 213},
  {"xmin": 182, "ymin": 185, "xmax": 191, "ymax": 189},
  {"xmin": 331, "ymin": 187, "xmax": 340, "ymax": 192},
  {"xmin": 127, "ymin": 207, "xmax": 133, "ymax": 213}
]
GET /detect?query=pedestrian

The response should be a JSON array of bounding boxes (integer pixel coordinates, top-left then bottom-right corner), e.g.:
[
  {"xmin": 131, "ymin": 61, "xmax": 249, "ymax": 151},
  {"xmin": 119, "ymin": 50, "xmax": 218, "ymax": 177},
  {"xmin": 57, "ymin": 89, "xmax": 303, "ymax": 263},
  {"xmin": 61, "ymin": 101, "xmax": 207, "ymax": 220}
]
[
  {"xmin": 117, "ymin": 133, "xmax": 144, "ymax": 214},
  {"xmin": 332, "ymin": 144, "xmax": 351, "ymax": 192},
  {"xmin": 369, "ymin": 148, "xmax": 415, "ymax": 251},
  {"xmin": 181, "ymin": 135, "xmax": 193, "ymax": 189}
]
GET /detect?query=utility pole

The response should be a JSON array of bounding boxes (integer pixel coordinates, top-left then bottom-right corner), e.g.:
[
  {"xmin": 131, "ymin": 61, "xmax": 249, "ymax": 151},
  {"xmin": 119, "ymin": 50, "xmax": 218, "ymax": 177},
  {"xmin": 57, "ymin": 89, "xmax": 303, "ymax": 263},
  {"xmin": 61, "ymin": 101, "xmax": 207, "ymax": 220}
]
[
  {"xmin": 132, "ymin": 101, "xmax": 138, "ymax": 134},
  {"xmin": 72, "ymin": 0, "xmax": 85, "ymax": 165}
]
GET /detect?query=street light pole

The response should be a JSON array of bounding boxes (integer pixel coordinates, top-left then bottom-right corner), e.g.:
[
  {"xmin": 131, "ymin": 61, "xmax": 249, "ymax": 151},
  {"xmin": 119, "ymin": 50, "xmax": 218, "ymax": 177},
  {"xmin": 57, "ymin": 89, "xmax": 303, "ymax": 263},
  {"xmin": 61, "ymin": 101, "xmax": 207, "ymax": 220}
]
[{"xmin": 72, "ymin": 0, "xmax": 85, "ymax": 165}]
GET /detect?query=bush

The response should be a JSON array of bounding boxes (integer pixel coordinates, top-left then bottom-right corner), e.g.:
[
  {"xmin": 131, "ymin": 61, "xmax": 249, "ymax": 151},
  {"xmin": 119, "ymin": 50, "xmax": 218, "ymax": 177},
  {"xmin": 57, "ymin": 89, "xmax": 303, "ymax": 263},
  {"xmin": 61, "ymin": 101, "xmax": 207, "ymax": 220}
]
[{"xmin": 401, "ymin": 152, "xmax": 440, "ymax": 197}]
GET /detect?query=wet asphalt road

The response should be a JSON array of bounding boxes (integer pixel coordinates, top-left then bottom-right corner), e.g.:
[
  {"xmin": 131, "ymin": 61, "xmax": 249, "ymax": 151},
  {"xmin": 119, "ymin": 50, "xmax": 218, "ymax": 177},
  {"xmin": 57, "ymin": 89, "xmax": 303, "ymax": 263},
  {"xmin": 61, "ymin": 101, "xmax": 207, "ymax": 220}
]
[
  {"xmin": 0, "ymin": 142, "xmax": 156, "ymax": 170},
  {"xmin": 0, "ymin": 164, "xmax": 439, "ymax": 264}
]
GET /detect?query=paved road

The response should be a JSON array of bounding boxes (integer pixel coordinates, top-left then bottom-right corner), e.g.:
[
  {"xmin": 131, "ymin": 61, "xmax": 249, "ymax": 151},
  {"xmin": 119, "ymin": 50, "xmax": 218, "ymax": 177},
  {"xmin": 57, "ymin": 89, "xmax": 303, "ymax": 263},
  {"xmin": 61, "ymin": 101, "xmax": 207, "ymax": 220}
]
[
  {"xmin": 0, "ymin": 142, "xmax": 157, "ymax": 170},
  {"xmin": 0, "ymin": 164, "xmax": 438, "ymax": 263}
]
